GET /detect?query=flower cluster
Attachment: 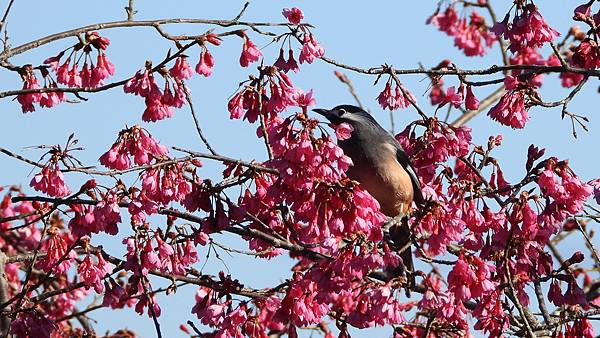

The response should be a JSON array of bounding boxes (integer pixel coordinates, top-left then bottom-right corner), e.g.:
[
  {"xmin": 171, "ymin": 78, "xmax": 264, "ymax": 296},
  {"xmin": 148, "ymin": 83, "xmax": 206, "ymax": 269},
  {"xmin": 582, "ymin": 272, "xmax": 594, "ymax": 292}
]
[
  {"xmin": 99, "ymin": 125, "xmax": 168, "ymax": 170},
  {"xmin": 396, "ymin": 117, "xmax": 472, "ymax": 183},
  {"xmin": 492, "ymin": 3, "xmax": 559, "ymax": 53},
  {"xmin": 428, "ymin": 5, "xmax": 496, "ymax": 56},
  {"xmin": 124, "ymin": 63, "xmax": 188, "ymax": 122},
  {"xmin": 77, "ymin": 251, "xmax": 112, "ymax": 293},
  {"xmin": 487, "ymin": 76, "xmax": 530, "ymax": 129},
  {"xmin": 377, "ymin": 79, "xmax": 417, "ymax": 111},
  {"xmin": 45, "ymin": 31, "xmax": 115, "ymax": 88},
  {"xmin": 16, "ymin": 65, "xmax": 66, "ymax": 113},
  {"xmin": 69, "ymin": 192, "xmax": 121, "ymax": 236},
  {"xmin": 228, "ymin": 66, "xmax": 306, "ymax": 122}
]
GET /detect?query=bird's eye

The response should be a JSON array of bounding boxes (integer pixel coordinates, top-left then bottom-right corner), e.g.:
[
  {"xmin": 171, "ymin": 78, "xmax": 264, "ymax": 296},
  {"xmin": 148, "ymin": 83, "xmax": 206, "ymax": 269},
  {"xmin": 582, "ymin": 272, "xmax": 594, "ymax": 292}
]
[{"xmin": 337, "ymin": 108, "xmax": 347, "ymax": 116}]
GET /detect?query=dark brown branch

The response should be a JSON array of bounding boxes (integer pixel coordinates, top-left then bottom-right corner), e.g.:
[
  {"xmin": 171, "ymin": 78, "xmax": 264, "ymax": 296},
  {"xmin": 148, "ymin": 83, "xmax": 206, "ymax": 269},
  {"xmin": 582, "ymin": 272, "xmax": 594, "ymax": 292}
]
[{"xmin": 172, "ymin": 147, "xmax": 277, "ymax": 174}]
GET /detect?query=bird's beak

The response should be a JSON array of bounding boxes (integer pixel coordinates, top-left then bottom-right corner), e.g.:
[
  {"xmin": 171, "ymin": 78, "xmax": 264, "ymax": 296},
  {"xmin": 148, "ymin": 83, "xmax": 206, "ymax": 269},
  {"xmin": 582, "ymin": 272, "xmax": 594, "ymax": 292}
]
[{"xmin": 312, "ymin": 108, "xmax": 332, "ymax": 120}]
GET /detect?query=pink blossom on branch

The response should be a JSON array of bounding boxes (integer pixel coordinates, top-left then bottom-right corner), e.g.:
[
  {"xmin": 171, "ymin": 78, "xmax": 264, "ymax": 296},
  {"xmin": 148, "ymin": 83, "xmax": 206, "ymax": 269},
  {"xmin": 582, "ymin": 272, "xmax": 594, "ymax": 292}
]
[
  {"xmin": 282, "ymin": 7, "xmax": 304, "ymax": 25},
  {"xmin": 491, "ymin": 4, "xmax": 559, "ymax": 53},
  {"xmin": 195, "ymin": 48, "xmax": 215, "ymax": 77},
  {"xmin": 487, "ymin": 76, "xmax": 530, "ymax": 129},
  {"xmin": 99, "ymin": 125, "xmax": 168, "ymax": 170},
  {"xmin": 299, "ymin": 32, "xmax": 324, "ymax": 64},
  {"xmin": 239, "ymin": 36, "xmax": 262, "ymax": 67}
]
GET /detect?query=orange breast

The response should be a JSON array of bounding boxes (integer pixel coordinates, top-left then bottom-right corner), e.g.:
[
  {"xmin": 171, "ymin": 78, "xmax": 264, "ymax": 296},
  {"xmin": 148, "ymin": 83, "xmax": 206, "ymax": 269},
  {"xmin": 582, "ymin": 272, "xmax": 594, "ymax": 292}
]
[{"xmin": 346, "ymin": 143, "xmax": 414, "ymax": 217}]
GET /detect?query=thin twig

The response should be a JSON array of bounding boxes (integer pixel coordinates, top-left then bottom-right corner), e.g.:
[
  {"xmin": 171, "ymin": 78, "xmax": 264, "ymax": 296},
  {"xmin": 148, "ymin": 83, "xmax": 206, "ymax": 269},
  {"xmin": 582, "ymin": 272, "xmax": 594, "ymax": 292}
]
[
  {"xmin": 125, "ymin": 0, "xmax": 137, "ymax": 21},
  {"xmin": 333, "ymin": 71, "xmax": 364, "ymax": 109},
  {"xmin": 181, "ymin": 83, "xmax": 218, "ymax": 155}
]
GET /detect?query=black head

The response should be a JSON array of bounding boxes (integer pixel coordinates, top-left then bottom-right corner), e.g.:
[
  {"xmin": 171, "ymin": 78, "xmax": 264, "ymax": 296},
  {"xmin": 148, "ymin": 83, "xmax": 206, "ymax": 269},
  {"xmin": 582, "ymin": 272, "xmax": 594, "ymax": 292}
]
[{"xmin": 312, "ymin": 104, "xmax": 379, "ymax": 126}]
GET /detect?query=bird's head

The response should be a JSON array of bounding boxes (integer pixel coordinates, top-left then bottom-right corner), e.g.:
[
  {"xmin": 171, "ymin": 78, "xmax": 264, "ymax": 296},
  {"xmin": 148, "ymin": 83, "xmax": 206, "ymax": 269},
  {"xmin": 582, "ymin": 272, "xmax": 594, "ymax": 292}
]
[{"xmin": 312, "ymin": 104, "xmax": 378, "ymax": 126}]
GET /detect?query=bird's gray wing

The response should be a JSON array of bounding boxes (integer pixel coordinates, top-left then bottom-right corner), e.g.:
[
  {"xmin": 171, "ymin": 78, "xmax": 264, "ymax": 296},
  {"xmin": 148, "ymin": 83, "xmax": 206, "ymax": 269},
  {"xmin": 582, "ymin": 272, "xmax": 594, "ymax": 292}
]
[{"xmin": 394, "ymin": 145, "xmax": 425, "ymax": 207}]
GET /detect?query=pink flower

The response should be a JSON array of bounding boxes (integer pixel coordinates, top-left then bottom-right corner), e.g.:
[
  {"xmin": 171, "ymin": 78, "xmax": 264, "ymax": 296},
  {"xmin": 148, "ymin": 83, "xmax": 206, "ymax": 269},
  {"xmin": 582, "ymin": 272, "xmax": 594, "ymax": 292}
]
[
  {"xmin": 39, "ymin": 83, "xmax": 65, "ymax": 108},
  {"xmin": 453, "ymin": 12, "xmax": 495, "ymax": 57},
  {"xmin": 239, "ymin": 37, "xmax": 262, "ymax": 67},
  {"xmin": 537, "ymin": 159, "xmax": 593, "ymax": 225},
  {"xmin": 427, "ymin": 6, "xmax": 459, "ymax": 36},
  {"xmin": 56, "ymin": 61, "xmax": 71, "ymax": 87},
  {"xmin": 92, "ymin": 53, "xmax": 115, "ymax": 85},
  {"xmin": 438, "ymin": 85, "xmax": 463, "ymax": 108},
  {"xmin": 80, "ymin": 62, "xmax": 93, "ymax": 88},
  {"xmin": 465, "ymin": 85, "xmax": 479, "ymax": 110},
  {"xmin": 195, "ymin": 48, "xmax": 215, "ymax": 77},
  {"xmin": 124, "ymin": 69, "xmax": 153, "ymax": 97},
  {"xmin": 30, "ymin": 164, "xmax": 71, "ymax": 197},
  {"xmin": 299, "ymin": 33, "xmax": 324, "ymax": 64},
  {"xmin": 274, "ymin": 48, "xmax": 299, "ymax": 73},
  {"xmin": 292, "ymin": 88, "xmax": 316, "ymax": 112},
  {"xmin": 67, "ymin": 62, "xmax": 82, "ymax": 87},
  {"xmin": 487, "ymin": 91, "xmax": 528, "ymax": 129},
  {"xmin": 169, "ymin": 56, "xmax": 193, "ymax": 80},
  {"xmin": 78, "ymin": 253, "xmax": 112, "ymax": 293},
  {"xmin": 377, "ymin": 81, "xmax": 416, "ymax": 111},
  {"xmin": 571, "ymin": 39, "xmax": 600, "ymax": 70},
  {"xmin": 143, "ymin": 91, "xmax": 175, "ymax": 122},
  {"xmin": 448, "ymin": 255, "xmax": 496, "ymax": 301},
  {"xmin": 334, "ymin": 123, "xmax": 354, "ymax": 140},
  {"xmin": 282, "ymin": 7, "xmax": 304, "ymax": 25},
  {"xmin": 43, "ymin": 51, "xmax": 65, "ymax": 71},
  {"xmin": 86, "ymin": 31, "xmax": 110, "ymax": 50},
  {"xmin": 17, "ymin": 73, "xmax": 42, "ymax": 113},
  {"xmin": 36, "ymin": 229, "xmax": 76, "ymax": 273},
  {"xmin": 99, "ymin": 125, "xmax": 168, "ymax": 169},
  {"xmin": 492, "ymin": 4, "xmax": 559, "ymax": 53},
  {"xmin": 227, "ymin": 91, "xmax": 245, "ymax": 119}
]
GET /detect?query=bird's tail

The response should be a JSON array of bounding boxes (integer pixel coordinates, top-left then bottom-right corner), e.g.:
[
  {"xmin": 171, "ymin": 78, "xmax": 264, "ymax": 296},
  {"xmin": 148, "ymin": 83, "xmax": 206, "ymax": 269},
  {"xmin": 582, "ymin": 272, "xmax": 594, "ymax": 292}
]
[{"xmin": 389, "ymin": 219, "xmax": 415, "ymax": 297}]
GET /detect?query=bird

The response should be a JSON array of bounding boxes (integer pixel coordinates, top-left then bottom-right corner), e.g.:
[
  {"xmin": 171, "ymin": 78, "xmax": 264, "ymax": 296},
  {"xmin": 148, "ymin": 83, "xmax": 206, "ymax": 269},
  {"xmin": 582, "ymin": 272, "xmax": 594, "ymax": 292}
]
[{"xmin": 312, "ymin": 104, "xmax": 424, "ymax": 290}]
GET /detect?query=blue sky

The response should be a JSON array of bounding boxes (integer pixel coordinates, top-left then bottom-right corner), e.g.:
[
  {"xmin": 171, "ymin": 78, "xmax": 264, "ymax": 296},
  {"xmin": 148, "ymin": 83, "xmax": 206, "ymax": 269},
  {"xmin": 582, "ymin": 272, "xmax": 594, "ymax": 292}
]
[{"xmin": 1, "ymin": 1, "xmax": 598, "ymax": 337}]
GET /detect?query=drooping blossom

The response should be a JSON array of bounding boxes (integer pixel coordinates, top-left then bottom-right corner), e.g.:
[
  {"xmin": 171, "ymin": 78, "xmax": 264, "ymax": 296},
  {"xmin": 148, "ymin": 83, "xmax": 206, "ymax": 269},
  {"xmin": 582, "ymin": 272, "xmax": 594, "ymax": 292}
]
[
  {"xmin": 438, "ymin": 85, "xmax": 463, "ymax": 109},
  {"xmin": 537, "ymin": 158, "xmax": 593, "ymax": 225},
  {"xmin": 491, "ymin": 4, "xmax": 559, "ymax": 53},
  {"xmin": 169, "ymin": 56, "xmax": 193, "ymax": 80},
  {"xmin": 274, "ymin": 48, "xmax": 299, "ymax": 73},
  {"xmin": 36, "ymin": 227, "xmax": 76, "ymax": 274},
  {"xmin": 99, "ymin": 125, "xmax": 168, "ymax": 170},
  {"xmin": 195, "ymin": 48, "xmax": 215, "ymax": 77},
  {"xmin": 17, "ymin": 69, "xmax": 42, "ymax": 113},
  {"xmin": 46, "ymin": 32, "xmax": 114, "ymax": 89},
  {"xmin": 427, "ymin": 5, "xmax": 459, "ymax": 36},
  {"xmin": 239, "ymin": 36, "xmax": 262, "ymax": 67},
  {"xmin": 377, "ymin": 80, "xmax": 417, "ymax": 111},
  {"xmin": 299, "ymin": 33, "xmax": 324, "ymax": 64},
  {"xmin": 453, "ymin": 12, "xmax": 496, "ymax": 57},
  {"xmin": 78, "ymin": 252, "xmax": 112, "ymax": 293},
  {"xmin": 428, "ymin": 6, "xmax": 495, "ymax": 56},
  {"xmin": 487, "ymin": 76, "xmax": 529, "ymax": 129},
  {"xmin": 30, "ymin": 163, "xmax": 71, "ymax": 197},
  {"xmin": 465, "ymin": 85, "xmax": 479, "ymax": 110}
]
